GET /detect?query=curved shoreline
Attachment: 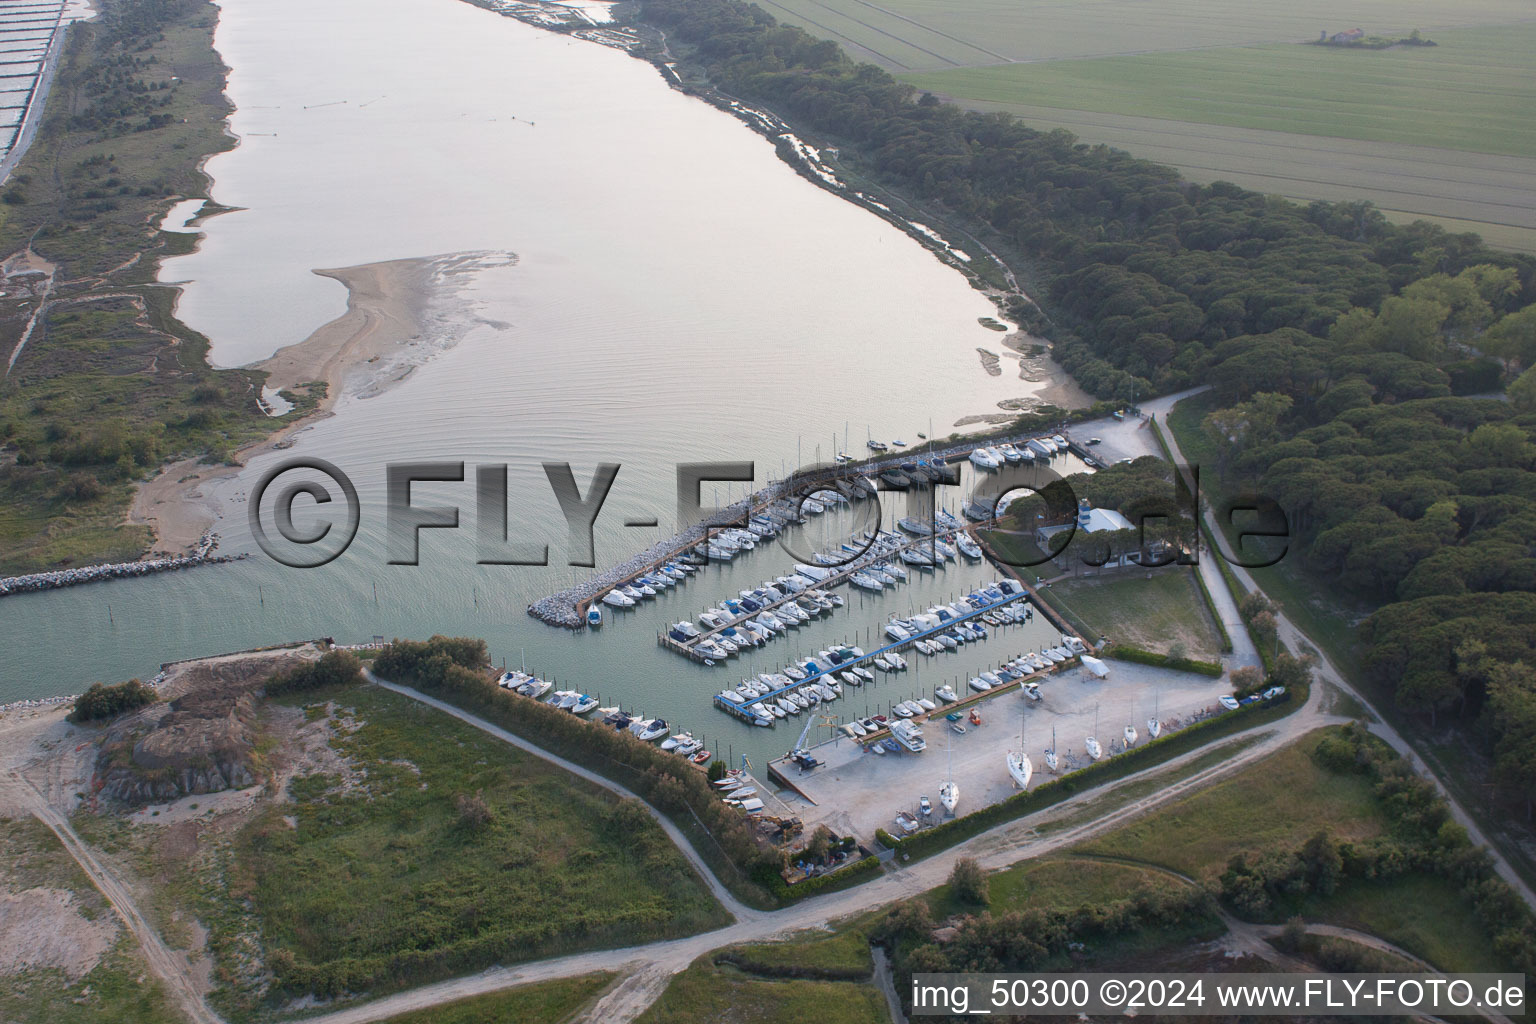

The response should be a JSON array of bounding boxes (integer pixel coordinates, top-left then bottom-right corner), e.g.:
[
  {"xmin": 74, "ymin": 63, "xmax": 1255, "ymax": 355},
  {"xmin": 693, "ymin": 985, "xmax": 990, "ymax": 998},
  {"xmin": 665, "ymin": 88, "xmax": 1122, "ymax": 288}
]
[{"xmin": 129, "ymin": 252, "xmax": 505, "ymax": 554}]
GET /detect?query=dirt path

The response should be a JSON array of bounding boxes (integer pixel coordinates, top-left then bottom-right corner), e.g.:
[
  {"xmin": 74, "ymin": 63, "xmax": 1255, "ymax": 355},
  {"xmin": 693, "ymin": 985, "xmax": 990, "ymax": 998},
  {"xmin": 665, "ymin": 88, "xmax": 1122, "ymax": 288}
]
[
  {"xmin": 1, "ymin": 772, "xmax": 221, "ymax": 1024},
  {"xmin": 314, "ymin": 671, "xmax": 1344, "ymax": 1024}
]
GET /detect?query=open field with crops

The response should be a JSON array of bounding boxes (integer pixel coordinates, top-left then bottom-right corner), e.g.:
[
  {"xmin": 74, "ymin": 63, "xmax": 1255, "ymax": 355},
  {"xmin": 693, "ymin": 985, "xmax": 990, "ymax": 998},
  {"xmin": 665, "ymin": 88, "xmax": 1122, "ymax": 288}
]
[
  {"xmin": 758, "ymin": 0, "xmax": 1532, "ymax": 71},
  {"xmin": 758, "ymin": 0, "xmax": 1536, "ymax": 252},
  {"xmin": 904, "ymin": 25, "xmax": 1536, "ymax": 156}
]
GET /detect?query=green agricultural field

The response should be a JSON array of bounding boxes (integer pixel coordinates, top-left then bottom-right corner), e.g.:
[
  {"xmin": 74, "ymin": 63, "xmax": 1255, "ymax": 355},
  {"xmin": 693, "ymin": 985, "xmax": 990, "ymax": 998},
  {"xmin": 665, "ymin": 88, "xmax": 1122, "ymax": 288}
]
[
  {"xmin": 903, "ymin": 25, "xmax": 1536, "ymax": 157},
  {"xmin": 217, "ymin": 686, "xmax": 726, "ymax": 1010},
  {"xmin": 899, "ymin": 22, "xmax": 1536, "ymax": 251},
  {"xmin": 1049, "ymin": 569, "xmax": 1224, "ymax": 659},
  {"xmin": 761, "ymin": 0, "xmax": 1531, "ymax": 71},
  {"xmin": 761, "ymin": 0, "xmax": 1536, "ymax": 251},
  {"xmin": 379, "ymin": 973, "xmax": 616, "ymax": 1024}
]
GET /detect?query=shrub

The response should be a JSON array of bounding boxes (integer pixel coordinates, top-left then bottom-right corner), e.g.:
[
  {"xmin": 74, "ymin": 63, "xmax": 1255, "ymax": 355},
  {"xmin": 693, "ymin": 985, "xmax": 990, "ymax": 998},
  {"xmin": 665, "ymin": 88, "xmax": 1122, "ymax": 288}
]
[
  {"xmin": 265, "ymin": 650, "xmax": 363, "ymax": 696},
  {"xmin": 70, "ymin": 678, "xmax": 157, "ymax": 722},
  {"xmin": 950, "ymin": 856, "xmax": 989, "ymax": 905}
]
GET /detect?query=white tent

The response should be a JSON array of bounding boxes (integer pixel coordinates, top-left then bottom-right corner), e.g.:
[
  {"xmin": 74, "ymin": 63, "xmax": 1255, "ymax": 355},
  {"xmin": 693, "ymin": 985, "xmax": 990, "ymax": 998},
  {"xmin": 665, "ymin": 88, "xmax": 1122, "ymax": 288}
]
[{"xmin": 1080, "ymin": 655, "xmax": 1110, "ymax": 678}]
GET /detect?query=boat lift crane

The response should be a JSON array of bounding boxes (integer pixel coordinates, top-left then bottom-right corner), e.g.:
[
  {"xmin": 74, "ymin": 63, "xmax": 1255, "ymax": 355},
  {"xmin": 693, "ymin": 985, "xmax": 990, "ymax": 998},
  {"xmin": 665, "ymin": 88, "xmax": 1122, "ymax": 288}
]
[{"xmin": 794, "ymin": 713, "xmax": 838, "ymax": 754}]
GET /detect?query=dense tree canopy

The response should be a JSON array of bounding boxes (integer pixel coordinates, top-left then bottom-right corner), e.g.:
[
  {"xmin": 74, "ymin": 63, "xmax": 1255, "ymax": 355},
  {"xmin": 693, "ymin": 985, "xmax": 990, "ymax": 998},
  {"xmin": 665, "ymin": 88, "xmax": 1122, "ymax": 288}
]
[{"xmin": 640, "ymin": 0, "xmax": 1536, "ymax": 809}]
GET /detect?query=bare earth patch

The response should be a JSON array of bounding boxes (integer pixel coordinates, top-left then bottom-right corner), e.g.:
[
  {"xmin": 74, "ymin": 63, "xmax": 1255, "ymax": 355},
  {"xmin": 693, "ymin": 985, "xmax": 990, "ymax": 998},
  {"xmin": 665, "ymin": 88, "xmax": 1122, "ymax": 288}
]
[{"xmin": 0, "ymin": 887, "xmax": 117, "ymax": 981}]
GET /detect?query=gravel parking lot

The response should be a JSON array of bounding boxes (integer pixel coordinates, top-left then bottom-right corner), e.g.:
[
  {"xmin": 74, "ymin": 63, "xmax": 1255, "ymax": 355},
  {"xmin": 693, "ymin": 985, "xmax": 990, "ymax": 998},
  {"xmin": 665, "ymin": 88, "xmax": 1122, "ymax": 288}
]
[{"xmin": 774, "ymin": 658, "xmax": 1233, "ymax": 844}]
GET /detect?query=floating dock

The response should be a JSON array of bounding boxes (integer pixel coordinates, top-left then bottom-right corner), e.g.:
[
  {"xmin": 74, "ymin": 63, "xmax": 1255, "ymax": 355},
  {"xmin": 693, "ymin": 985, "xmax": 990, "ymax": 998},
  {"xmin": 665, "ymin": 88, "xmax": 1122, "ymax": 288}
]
[{"xmin": 528, "ymin": 429, "xmax": 1082, "ymax": 629}]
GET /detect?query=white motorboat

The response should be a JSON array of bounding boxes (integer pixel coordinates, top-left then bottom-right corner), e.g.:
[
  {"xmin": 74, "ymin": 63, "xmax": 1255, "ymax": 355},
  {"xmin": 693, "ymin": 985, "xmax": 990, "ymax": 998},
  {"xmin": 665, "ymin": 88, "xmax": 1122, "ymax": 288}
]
[
  {"xmin": 873, "ymin": 654, "xmax": 892, "ymax": 672},
  {"xmin": 518, "ymin": 677, "xmax": 552, "ymax": 699},
  {"xmin": 1008, "ymin": 751, "xmax": 1033, "ymax": 790},
  {"xmin": 852, "ymin": 666, "xmax": 875, "ymax": 683},
  {"xmin": 885, "ymin": 621, "xmax": 911, "ymax": 641},
  {"xmin": 717, "ymin": 690, "xmax": 746, "ymax": 704},
  {"xmin": 570, "ymin": 694, "xmax": 600, "ymax": 714},
  {"xmin": 935, "ymin": 685, "xmax": 958, "ymax": 703},
  {"xmin": 846, "ymin": 720, "xmax": 868, "ymax": 737},
  {"xmin": 778, "ymin": 698, "xmax": 800, "ymax": 716},
  {"xmin": 917, "ymin": 697, "xmax": 936, "ymax": 711},
  {"xmin": 893, "ymin": 702, "xmax": 914, "ymax": 718},
  {"xmin": 955, "ymin": 533, "xmax": 983, "ymax": 558},
  {"xmin": 661, "ymin": 732, "xmax": 689, "ymax": 751},
  {"xmin": 969, "ymin": 448, "xmax": 1000, "ymax": 469},
  {"xmin": 969, "ymin": 677, "xmax": 992, "ymax": 692},
  {"xmin": 1023, "ymin": 683, "xmax": 1042, "ymax": 702},
  {"xmin": 636, "ymin": 719, "xmax": 670, "ymax": 742},
  {"xmin": 889, "ymin": 653, "xmax": 907, "ymax": 670},
  {"xmin": 602, "ymin": 590, "xmax": 635, "ymax": 608}
]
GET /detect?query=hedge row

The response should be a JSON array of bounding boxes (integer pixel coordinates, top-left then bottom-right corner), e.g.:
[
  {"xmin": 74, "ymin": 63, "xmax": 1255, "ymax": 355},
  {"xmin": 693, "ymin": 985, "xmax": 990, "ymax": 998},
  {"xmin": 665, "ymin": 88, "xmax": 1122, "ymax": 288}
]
[
  {"xmin": 882, "ymin": 694, "xmax": 1294, "ymax": 861},
  {"xmin": 712, "ymin": 951, "xmax": 871, "ymax": 982},
  {"xmin": 752, "ymin": 849, "xmax": 881, "ymax": 902},
  {"xmin": 1103, "ymin": 644, "xmax": 1224, "ymax": 677}
]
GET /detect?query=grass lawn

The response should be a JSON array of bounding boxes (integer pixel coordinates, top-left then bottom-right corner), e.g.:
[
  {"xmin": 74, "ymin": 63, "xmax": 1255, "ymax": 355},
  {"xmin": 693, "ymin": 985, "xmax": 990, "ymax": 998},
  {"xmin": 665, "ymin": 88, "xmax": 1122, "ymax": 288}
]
[
  {"xmin": 1293, "ymin": 875, "xmax": 1503, "ymax": 972},
  {"xmin": 979, "ymin": 857, "xmax": 1180, "ymax": 915},
  {"xmin": 225, "ymin": 685, "xmax": 726, "ymax": 1008},
  {"xmin": 635, "ymin": 957, "xmax": 887, "ymax": 1024},
  {"xmin": 902, "ymin": 24, "xmax": 1536, "ymax": 157},
  {"xmin": 1080, "ymin": 729, "xmax": 1386, "ymax": 880},
  {"xmin": 1050, "ymin": 569, "xmax": 1223, "ymax": 659},
  {"xmin": 727, "ymin": 925, "xmax": 875, "ymax": 974},
  {"xmin": 0, "ymin": 818, "xmax": 180, "ymax": 1024},
  {"xmin": 378, "ymin": 973, "xmax": 616, "ymax": 1024}
]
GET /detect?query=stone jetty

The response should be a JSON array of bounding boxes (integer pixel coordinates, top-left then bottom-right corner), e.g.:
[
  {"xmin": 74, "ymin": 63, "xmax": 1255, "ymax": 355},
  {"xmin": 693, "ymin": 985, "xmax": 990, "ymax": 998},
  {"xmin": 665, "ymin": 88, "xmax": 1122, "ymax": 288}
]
[{"xmin": 0, "ymin": 532, "xmax": 245, "ymax": 599}]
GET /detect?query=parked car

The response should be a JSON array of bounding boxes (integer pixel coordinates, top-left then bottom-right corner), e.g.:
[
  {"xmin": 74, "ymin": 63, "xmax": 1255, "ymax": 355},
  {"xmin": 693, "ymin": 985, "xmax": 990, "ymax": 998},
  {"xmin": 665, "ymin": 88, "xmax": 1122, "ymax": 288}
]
[
  {"xmin": 1219, "ymin": 694, "xmax": 1240, "ymax": 711},
  {"xmin": 1087, "ymin": 437, "xmax": 1102, "ymax": 445}
]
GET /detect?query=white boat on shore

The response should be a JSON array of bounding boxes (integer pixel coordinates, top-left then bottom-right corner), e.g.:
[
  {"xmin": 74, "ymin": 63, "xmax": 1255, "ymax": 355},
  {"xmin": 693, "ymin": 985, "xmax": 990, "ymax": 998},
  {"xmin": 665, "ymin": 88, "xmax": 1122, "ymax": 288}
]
[{"xmin": 1008, "ymin": 750, "xmax": 1032, "ymax": 789}]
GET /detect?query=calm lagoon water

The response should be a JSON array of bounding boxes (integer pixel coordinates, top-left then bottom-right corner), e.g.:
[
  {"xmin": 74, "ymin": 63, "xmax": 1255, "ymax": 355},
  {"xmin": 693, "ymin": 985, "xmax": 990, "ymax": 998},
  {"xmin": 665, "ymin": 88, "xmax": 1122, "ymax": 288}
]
[{"xmin": 3, "ymin": 0, "xmax": 1069, "ymax": 767}]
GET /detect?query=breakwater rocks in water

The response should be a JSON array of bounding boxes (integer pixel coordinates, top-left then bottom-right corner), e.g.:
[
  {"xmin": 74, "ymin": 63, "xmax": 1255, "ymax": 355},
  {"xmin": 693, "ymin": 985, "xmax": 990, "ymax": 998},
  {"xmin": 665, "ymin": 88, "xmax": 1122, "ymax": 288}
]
[
  {"xmin": 528, "ymin": 488, "xmax": 780, "ymax": 628},
  {"xmin": 0, "ymin": 534, "xmax": 245, "ymax": 599}
]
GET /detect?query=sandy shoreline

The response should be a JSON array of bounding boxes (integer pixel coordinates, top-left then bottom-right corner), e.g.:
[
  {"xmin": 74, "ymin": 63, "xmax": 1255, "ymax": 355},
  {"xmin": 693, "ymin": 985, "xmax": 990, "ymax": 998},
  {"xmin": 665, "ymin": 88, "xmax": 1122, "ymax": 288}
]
[{"xmin": 128, "ymin": 256, "xmax": 444, "ymax": 554}]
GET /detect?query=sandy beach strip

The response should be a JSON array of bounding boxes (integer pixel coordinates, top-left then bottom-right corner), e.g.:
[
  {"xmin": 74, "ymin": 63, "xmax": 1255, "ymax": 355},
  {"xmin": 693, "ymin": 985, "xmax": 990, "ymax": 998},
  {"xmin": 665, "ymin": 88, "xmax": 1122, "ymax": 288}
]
[{"xmin": 129, "ymin": 256, "xmax": 440, "ymax": 554}]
